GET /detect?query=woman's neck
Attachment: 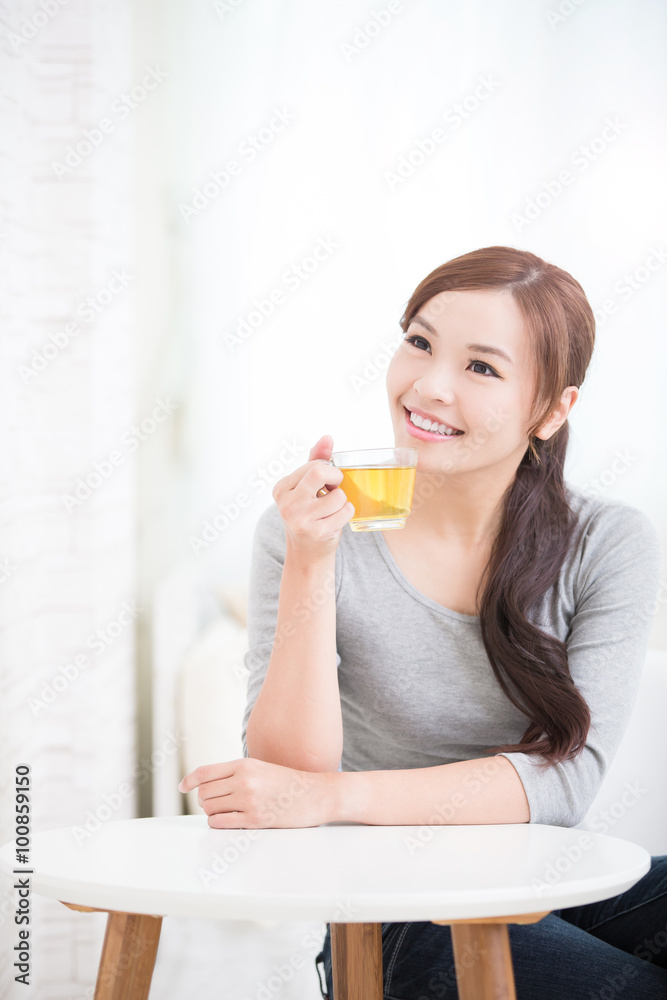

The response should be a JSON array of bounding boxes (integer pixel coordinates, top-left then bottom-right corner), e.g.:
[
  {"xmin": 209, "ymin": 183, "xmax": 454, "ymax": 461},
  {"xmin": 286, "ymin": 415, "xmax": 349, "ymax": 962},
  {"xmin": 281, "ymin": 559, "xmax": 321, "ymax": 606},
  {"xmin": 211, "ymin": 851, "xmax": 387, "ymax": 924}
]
[{"xmin": 407, "ymin": 471, "xmax": 509, "ymax": 549}]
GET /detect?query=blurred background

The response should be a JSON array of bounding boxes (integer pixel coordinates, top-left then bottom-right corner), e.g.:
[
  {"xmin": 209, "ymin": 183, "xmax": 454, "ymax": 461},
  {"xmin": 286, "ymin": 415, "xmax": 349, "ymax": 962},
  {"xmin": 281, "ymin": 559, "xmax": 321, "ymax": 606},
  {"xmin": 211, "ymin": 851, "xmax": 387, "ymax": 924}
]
[{"xmin": 1, "ymin": 0, "xmax": 666, "ymax": 996}]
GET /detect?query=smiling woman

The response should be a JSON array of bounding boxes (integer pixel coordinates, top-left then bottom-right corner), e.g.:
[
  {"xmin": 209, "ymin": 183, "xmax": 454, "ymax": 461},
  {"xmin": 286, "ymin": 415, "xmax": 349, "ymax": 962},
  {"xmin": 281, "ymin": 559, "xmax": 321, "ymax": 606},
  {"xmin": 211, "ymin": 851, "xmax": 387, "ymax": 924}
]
[
  {"xmin": 186, "ymin": 245, "xmax": 666, "ymax": 1000},
  {"xmin": 384, "ymin": 246, "xmax": 592, "ymax": 768}
]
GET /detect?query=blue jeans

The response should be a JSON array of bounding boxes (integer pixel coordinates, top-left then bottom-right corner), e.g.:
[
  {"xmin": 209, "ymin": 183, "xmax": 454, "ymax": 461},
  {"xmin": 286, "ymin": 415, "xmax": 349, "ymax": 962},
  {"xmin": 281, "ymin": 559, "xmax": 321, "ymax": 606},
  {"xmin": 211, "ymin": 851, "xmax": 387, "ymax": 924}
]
[{"xmin": 314, "ymin": 855, "xmax": 667, "ymax": 999}]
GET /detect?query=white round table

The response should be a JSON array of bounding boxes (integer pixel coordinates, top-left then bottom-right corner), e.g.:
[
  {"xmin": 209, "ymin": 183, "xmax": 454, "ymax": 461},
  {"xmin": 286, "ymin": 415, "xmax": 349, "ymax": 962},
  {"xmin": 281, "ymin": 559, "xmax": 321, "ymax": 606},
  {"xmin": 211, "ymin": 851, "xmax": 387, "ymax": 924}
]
[{"xmin": 0, "ymin": 814, "xmax": 650, "ymax": 1000}]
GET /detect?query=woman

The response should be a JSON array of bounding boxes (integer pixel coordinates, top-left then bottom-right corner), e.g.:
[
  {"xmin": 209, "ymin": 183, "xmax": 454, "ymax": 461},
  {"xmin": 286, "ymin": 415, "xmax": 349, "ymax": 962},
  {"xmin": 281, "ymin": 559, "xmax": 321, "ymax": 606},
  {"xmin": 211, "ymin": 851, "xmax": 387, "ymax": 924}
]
[{"xmin": 179, "ymin": 246, "xmax": 667, "ymax": 998}]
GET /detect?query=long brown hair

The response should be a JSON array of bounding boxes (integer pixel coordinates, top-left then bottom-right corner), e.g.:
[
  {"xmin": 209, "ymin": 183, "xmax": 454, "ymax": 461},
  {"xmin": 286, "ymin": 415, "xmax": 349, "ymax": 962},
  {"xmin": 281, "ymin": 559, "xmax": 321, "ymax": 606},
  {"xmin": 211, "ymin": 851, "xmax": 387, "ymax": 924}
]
[{"xmin": 400, "ymin": 246, "xmax": 596, "ymax": 767}]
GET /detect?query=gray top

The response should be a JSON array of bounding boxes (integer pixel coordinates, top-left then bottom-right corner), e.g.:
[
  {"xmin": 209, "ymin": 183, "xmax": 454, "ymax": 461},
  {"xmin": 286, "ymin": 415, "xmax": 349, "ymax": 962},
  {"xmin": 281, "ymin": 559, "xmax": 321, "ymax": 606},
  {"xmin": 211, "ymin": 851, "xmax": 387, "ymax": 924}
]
[{"xmin": 241, "ymin": 484, "xmax": 662, "ymax": 826}]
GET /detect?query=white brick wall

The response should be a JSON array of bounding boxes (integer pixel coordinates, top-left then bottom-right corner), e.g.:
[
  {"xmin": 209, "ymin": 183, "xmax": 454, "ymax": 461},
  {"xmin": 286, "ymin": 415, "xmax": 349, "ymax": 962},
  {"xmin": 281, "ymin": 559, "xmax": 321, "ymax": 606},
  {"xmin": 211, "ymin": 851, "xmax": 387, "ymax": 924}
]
[{"xmin": 0, "ymin": 2, "xmax": 137, "ymax": 997}]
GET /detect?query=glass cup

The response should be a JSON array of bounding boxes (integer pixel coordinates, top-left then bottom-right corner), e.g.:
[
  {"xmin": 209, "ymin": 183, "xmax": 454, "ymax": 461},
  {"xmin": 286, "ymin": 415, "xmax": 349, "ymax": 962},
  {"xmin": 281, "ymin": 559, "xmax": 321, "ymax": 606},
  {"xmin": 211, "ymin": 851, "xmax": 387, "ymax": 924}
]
[{"xmin": 327, "ymin": 447, "xmax": 418, "ymax": 531}]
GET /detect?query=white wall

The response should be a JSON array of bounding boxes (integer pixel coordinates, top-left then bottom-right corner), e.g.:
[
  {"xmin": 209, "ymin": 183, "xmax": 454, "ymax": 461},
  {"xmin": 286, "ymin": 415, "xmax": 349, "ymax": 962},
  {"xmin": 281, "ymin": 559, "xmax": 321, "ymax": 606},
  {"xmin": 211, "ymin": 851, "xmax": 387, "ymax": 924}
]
[
  {"xmin": 0, "ymin": 1, "xmax": 138, "ymax": 996},
  {"xmin": 167, "ymin": 0, "xmax": 667, "ymax": 647}
]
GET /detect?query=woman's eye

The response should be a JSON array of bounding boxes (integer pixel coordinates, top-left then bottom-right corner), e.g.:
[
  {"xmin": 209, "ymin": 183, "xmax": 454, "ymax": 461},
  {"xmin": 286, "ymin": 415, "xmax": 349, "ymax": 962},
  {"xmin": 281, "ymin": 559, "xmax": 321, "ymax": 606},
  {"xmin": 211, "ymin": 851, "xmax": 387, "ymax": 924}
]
[
  {"xmin": 405, "ymin": 334, "xmax": 430, "ymax": 351},
  {"xmin": 469, "ymin": 360, "xmax": 498, "ymax": 377}
]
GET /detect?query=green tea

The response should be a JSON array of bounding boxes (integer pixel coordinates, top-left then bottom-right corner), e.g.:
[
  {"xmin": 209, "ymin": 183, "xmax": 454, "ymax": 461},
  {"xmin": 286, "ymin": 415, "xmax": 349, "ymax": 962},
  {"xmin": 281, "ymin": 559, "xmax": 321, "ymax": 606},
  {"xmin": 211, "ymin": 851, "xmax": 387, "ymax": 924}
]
[{"xmin": 339, "ymin": 465, "xmax": 416, "ymax": 531}]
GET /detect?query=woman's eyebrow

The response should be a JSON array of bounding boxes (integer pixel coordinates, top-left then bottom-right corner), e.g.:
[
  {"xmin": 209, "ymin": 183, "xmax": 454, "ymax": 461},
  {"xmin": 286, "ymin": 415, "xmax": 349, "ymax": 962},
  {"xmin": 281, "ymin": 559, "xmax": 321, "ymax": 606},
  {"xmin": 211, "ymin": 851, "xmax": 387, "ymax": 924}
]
[{"xmin": 409, "ymin": 314, "xmax": 514, "ymax": 365}]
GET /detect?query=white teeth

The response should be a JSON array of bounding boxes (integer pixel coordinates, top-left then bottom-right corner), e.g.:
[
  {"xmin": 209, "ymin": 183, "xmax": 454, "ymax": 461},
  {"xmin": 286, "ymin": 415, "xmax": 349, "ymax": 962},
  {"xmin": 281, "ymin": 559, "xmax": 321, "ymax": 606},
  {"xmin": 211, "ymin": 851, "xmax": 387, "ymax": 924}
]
[{"xmin": 409, "ymin": 410, "xmax": 461, "ymax": 435}]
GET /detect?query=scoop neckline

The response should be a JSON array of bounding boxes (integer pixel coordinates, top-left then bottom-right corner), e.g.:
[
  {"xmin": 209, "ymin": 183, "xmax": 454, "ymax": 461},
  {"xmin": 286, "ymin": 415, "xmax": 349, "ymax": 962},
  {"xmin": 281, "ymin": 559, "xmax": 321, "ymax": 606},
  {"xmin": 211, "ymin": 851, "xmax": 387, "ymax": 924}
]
[{"xmin": 372, "ymin": 529, "xmax": 481, "ymax": 623}]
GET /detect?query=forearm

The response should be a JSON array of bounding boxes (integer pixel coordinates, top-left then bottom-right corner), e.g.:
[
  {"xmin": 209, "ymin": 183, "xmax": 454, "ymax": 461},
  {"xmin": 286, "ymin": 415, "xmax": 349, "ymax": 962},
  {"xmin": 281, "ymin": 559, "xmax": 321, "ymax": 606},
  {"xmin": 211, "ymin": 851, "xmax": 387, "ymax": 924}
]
[
  {"xmin": 330, "ymin": 755, "xmax": 531, "ymax": 825},
  {"xmin": 245, "ymin": 545, "xmax": 342, "ymax": 772}
]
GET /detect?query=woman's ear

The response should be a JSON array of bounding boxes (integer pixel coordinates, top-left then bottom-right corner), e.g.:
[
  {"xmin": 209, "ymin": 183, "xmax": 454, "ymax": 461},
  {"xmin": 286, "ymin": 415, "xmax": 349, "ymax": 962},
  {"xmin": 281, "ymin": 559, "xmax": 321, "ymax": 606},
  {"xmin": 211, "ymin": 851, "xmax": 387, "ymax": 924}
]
[{"xmin": 535, "ymin": 386, "xmax": 579, "ymax": 442}]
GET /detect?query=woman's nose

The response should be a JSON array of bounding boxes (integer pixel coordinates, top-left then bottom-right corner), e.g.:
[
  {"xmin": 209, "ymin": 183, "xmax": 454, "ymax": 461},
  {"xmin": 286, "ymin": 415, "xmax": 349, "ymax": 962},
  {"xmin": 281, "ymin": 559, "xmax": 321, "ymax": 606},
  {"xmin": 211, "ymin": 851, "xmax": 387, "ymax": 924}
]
[{"xmin": 413, "ymin": 373, "xmax": 455, "ymax": 404}]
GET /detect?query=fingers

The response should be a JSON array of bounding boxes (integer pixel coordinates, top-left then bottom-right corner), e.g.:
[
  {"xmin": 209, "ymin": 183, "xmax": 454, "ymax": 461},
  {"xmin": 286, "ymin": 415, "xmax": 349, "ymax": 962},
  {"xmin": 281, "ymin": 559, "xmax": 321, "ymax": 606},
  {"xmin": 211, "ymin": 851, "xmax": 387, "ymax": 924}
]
[
  {"xmin": 310, "ymin": 489, "xmax": 355, "ymax": 530},
  {"xmin": 272, "ymin": 435, "xmax": 337, "ymax": 501},
  {"xmin": 274, "ymin": 458, "xmax": 342, "ymax": 500},
  {"xmin": 198, "ymin": 785, "xmax": 233, "ymax": 808},
  {"xmin": 311, "ymin": 485, "xmax": 349, "ymax": 517},
  {"xmin": 271, "ymin": 438, "xmax": 352, "ymax": 555},
  {"xmin": 178, "ymin": 761, "xmax": 236, "ymax": 792},
  {"xmin": 307, "ymin": 434, "xmax": 333, "ymax": 462}
]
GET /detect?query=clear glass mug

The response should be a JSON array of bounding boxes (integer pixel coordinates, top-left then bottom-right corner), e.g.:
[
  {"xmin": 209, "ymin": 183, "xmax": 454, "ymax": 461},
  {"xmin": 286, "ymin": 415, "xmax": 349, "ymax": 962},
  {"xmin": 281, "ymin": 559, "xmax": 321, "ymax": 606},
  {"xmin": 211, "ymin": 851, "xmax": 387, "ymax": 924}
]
[{"xmin": 317, "ymin": 447, "xmax": 418, "ymax": 531}]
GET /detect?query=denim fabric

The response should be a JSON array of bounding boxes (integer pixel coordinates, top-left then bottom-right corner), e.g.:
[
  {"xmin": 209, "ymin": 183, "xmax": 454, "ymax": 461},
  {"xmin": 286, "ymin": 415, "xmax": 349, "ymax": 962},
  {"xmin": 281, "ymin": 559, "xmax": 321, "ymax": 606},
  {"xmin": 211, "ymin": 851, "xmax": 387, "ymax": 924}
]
[{"xmin": 314, "ymin": 855, "xmax": 667, "ymax": 999}]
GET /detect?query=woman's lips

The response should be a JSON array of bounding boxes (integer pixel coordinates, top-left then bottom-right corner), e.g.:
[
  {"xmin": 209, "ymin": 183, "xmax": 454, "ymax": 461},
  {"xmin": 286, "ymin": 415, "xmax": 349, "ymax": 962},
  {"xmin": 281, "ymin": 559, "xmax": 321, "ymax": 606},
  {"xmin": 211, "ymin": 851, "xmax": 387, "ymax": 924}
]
[{"xmin": 404, "ymin": 408, "xmax": 465, "ymax": 441}]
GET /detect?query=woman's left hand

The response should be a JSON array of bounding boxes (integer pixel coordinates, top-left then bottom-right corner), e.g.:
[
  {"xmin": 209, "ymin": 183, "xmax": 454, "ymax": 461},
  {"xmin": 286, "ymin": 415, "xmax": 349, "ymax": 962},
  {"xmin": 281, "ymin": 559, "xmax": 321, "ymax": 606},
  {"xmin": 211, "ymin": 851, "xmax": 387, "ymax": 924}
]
[{"xmin": 178, "ymin": 757, "xmax": 337, "ymax": 829}]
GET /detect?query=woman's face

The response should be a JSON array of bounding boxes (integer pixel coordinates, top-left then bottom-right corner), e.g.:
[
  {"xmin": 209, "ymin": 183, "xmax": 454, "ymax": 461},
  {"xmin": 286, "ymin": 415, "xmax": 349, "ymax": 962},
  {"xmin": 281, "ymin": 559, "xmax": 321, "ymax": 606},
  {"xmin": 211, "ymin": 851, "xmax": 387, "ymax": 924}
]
[{"xmin": 385, "ymin": 287, "xmax": 542, "ymax": 478}]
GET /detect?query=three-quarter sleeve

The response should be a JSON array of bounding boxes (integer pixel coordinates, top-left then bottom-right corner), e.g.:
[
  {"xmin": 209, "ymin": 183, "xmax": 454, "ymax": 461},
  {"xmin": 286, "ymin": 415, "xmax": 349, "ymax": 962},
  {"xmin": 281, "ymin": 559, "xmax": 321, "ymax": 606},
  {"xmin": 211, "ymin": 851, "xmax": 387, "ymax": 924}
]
[
  {"xmin": 240, "ymin": 502, "xmax": 342, "ymax": 758},
  {"xmin": 497, "ymin": 502, "xmax": 662, "ymax": 827}
]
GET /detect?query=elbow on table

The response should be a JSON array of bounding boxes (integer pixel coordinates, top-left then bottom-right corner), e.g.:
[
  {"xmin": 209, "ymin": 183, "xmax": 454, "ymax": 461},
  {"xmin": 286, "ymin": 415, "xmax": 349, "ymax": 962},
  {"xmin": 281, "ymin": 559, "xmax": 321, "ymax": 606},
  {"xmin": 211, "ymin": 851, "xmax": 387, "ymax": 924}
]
[
  {"xmin": 553, "ymin": 766, "xmax": 609, "ymax": 829},
  {"xmin": 498, "ymin": 751, "xmax": 603, "ymax": 829},
  {"xmin": 531, "ymin": 795, "xmax": 596, "ymax": 830}
]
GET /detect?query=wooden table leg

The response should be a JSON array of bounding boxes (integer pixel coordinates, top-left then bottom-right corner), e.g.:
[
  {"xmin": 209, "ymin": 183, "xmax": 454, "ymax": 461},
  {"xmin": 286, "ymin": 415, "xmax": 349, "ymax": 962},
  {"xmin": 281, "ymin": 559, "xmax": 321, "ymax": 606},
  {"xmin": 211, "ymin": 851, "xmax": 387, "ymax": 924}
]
[
  {"xmin": 432, "ymin": 911, "xmax": 551, "ymax": 1000},
  {"xmin": 331, "ymin": 922, "xmax": 382, "ymax": 1000},
  {"xmin": 449, "ymin": 922, "xmax": 516, "ymax": 1000},
  {"xmin": 61, "ymin": 902, "xmax": 162, "ymax": 1000}
]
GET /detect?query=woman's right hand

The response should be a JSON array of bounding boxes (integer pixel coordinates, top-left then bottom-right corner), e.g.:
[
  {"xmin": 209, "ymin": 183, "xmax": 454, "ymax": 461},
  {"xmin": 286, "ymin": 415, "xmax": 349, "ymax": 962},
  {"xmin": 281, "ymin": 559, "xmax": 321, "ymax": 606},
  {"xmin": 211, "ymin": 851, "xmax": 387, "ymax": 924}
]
[{"xmin": 272, "ymin": 434, "xmax": 355, "ymax": 559}]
